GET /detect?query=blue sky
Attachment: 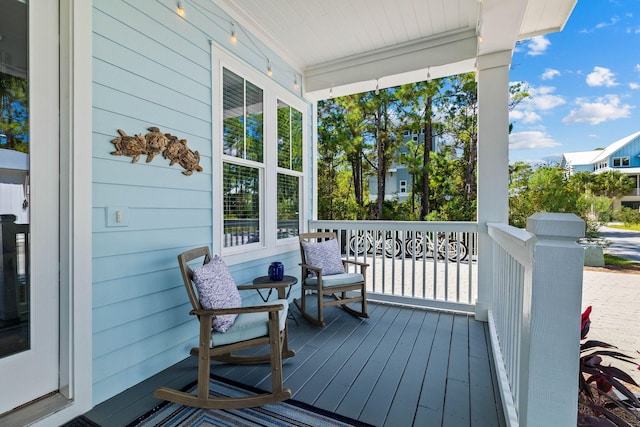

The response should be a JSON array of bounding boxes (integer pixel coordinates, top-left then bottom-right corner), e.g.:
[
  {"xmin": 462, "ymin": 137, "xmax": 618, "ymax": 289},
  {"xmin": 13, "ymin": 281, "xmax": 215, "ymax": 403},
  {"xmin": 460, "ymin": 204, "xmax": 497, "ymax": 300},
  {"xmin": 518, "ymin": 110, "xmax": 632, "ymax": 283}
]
[{"xmin": 508, "ymin": 0, "xmax": 640, "ymax": 164}]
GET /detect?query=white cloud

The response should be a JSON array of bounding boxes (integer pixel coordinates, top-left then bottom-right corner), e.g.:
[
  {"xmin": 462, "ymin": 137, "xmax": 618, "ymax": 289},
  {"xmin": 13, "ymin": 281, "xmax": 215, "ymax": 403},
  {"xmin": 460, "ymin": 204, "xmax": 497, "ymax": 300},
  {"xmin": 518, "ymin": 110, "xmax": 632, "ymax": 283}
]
[
  {"xmin": 595, "ymin": 16, "xmax": 620, "ymax": 29},
  {"xmin": 541, "ymin": 68, "xmax": 560, "ymax": 80},
  {"xmin": 586, "ymin": 66, "xmax": 618, "ymax": 87},
  {"xmin": 635, "ymin": 64, "xmax": 640, "ymax": 73},
  {"xmin": 510, "ymin": 110, "xmax": 542, "ymax": 124},
  {"xmin": 562, "ymin": 94, "xmax": 633, "ymax": 125},
  {"xmin": 509, "ymin": 131, "xmax": 561, "ymax": 150},
  {"xmin": 510, "ymin": 85, "xmax": 565, "ymax": 130},
  {"xmin": 524, "ymin": 86, "xmax": 566, "ymax": 110},
  {"xmin": 630, "ymin": 82, "xmax": 640, "ymax": 90},
  {"xmin": 526, "ymin": 36, "xmax": 550, "ymax": 56}
]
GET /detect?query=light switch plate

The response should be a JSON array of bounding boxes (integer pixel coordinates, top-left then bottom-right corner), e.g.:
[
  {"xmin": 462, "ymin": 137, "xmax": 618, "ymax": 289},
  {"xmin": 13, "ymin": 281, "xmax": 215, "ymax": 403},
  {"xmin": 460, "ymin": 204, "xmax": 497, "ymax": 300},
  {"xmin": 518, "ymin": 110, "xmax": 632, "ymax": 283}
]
[{"xmin": 105, "ymin": 206, "xmax": 129, "ymax": 227}]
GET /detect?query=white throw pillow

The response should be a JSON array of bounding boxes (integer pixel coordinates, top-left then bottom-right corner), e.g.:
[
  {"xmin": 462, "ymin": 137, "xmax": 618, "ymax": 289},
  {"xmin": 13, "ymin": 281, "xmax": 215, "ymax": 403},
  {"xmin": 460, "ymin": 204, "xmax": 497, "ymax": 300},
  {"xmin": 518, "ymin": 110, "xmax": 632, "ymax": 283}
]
[
  {"xmin": 192, "ymin": 255, "xmax": 242, "ymax": 332},
  {"xmin": 302, "ymin": 239, "xmax": 345, "ymax": 276}
]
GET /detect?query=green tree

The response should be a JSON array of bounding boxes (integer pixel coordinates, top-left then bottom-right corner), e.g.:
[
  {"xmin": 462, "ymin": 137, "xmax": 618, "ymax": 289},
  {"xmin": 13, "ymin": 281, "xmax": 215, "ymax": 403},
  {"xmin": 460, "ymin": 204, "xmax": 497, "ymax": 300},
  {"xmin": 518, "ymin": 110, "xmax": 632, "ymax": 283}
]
[
  {"xmin": 360, "ymin": 88, "xmax": 399, "ymax": 219},
  {"xmin": 437, "ymin": 74, "xmax": 478, "ymax": 213},
  {"xmin": 508, "ymin": 164, "xmax": 583, "ymax": 227},
  {"xmin": 0, "ymin": 72, "xmax": 29, "ymax": 152},
  {"xmin": 590, "ymin": 170, "xmax": 634, "ymax": 198},
  {"xmin": 396, "ymin": 80, "xmax": 442, "ymax": 219}
]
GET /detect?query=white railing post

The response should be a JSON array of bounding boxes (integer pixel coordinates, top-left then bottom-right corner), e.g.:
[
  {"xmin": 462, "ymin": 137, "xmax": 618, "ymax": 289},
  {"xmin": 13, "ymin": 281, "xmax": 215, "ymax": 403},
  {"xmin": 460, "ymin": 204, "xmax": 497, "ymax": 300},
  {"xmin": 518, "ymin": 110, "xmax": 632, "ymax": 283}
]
[{"xmin": 520, "ymin": 213, "xmax": 584, "ymax": 427}]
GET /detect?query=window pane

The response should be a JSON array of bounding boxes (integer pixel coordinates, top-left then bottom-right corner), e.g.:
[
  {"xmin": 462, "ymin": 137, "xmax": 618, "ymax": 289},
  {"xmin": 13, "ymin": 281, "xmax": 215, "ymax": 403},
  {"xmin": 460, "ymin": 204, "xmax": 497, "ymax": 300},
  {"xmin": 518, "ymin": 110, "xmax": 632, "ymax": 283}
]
[
  {"xmin": 277, "ymin": 100, "xmax": 303, "ymax": 172},
  {"xmin": 277, "ymin": 174, "xmax": 299, "ymax": 239},
  {"xmin": 245, "ymin": 81, "xmax": 263, "ymax": 162},
  {"xmin": 223, "ymin": 69, "xmax": 263, "ymax": 162},
  {"xmin": 291, "ymin": 107, "xmax": 303, "ymax": 172},
  {"xmin": 223, "ymin": 163, "xmax": 260, "ymax": 247},
  {"xmin": 277, "ymin": 100, "xmax": 290, "ymax": 168},
  {"xmin": 223, "ymin": 68, "xmax": 244, "ymax": 157}
]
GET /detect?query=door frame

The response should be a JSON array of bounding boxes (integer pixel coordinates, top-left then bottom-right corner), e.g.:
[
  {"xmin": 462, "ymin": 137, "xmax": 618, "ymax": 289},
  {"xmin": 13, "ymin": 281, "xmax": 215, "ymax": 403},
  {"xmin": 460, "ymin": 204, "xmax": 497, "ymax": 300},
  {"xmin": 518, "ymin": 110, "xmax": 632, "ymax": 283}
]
[{"xmin": 1, "ymin": 0, "xmax": 93, "ymax": 424}]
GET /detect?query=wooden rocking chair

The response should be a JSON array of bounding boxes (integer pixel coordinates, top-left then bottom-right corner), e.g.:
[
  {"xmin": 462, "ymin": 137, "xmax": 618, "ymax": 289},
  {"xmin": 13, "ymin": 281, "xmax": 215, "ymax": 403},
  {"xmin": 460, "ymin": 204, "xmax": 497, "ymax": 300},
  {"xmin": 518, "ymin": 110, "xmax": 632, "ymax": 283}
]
[
  {"xmin": 295, "ymin": 232, "xmax": 370, "ymax": 327},
  {"xmin": 154, "ymin": 247, "xmax": 295, "ymax": 409}
]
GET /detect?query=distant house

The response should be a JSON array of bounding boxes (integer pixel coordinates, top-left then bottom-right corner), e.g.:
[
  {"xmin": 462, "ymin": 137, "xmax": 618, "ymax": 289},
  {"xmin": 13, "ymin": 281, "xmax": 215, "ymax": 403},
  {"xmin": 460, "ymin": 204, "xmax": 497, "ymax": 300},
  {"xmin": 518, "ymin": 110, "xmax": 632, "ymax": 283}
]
[
  {"xmin": 561, "ymin": 130, "xmax": 640, "ymax": 209},
  {"xmin": 0, "ymin": 148, "xmax": 29, "ymax": 224},
  {"xmin": 369, "ymin": 131, "xmax": 442, "ymax": 203}
]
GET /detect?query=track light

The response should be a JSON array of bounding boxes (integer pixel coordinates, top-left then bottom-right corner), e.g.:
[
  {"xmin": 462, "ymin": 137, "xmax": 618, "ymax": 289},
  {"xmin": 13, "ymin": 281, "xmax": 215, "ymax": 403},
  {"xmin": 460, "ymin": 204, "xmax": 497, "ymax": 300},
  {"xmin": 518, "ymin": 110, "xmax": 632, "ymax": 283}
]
[{"xmin": 177, "ymin": 1, "xmax": 185, "ymax": 17}]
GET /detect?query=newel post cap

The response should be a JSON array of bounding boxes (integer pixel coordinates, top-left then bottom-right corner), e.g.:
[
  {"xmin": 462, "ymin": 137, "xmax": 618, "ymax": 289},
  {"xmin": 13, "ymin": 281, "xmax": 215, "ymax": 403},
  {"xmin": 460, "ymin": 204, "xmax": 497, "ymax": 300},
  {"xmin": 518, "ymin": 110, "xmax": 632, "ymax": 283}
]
[{"xmin": 525, "ymin": 212, "xmax": 585, "ymax": 239}]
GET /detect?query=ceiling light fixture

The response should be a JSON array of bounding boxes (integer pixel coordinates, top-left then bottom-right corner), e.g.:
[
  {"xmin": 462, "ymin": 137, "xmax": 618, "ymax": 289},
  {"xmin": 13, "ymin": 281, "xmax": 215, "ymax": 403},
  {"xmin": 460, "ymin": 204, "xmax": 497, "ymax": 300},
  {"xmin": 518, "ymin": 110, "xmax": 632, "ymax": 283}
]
[
  {"xmin": 375, "ymin": 79, "xmax": 380, "ymax": 95},
  {"xmin": 267, "ymin": 61, "xmax": 273, "ymax": 77},
  {"xmin": 427, "ymin": 67, "xmax": 431, "ymax": 82},
  {"xmin": 177, "ymin": 1, "xmax": 185, "ymax": 17},
  {"xmin": 294, "ymin": 76, "xmax": 300, "ymax": 90}
]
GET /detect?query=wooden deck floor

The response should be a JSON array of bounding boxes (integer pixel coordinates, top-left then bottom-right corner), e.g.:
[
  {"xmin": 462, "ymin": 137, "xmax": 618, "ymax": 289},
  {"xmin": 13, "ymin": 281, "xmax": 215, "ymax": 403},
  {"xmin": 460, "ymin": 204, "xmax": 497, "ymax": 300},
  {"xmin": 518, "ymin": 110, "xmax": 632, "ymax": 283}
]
[{"xmin": 84, "ymin": 302, "xmax": 505, "ymax": 427}]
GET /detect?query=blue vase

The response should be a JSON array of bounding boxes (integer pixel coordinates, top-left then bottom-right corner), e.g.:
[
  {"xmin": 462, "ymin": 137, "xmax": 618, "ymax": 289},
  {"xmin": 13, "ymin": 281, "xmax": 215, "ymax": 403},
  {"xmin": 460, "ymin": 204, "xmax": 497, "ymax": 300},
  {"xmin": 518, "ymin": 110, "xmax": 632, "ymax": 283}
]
[{"xmin": 268, "ymin": 262, "xmax": 284, "ymax": 281}]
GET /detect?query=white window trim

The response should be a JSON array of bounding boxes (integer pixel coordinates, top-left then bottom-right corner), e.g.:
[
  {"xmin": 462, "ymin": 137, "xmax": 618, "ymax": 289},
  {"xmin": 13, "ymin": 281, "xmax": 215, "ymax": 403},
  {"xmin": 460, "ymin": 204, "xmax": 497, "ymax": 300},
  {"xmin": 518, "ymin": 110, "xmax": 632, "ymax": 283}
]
[
  {"xmin": 211, "ymin": 42, "xmax": 307, "ymax": 264},
  {"xmin": 612, "ymin": 156, "xmax": 630, "ymax": 167}
]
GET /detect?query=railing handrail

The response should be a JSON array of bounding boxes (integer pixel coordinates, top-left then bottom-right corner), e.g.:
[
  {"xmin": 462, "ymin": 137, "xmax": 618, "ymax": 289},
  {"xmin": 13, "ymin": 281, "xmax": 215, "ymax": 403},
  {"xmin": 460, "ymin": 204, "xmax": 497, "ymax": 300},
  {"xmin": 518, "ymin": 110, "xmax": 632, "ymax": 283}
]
[
  {"xmin": 311, "ymin": 219, "xmax": 478, "ymax": 233},
  {"xmin": 487, "ymin": 222, "xmax": 536, "ymax": 268}
]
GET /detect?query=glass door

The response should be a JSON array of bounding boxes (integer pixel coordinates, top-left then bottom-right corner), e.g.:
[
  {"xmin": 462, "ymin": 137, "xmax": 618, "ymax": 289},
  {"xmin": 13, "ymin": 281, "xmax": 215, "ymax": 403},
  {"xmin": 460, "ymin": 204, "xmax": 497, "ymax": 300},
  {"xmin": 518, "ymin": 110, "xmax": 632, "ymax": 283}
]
[{"xmin": 0, "ymin": 0, "xmax": 59, "ymax": 414}]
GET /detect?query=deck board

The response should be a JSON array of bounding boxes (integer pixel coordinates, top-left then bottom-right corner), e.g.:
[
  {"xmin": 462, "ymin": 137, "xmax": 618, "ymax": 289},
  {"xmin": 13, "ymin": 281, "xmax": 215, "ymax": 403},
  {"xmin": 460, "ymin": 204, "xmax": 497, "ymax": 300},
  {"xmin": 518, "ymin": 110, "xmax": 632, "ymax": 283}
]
[
  {"xmin": 384, "ymin": 310, "xmax": 439, "ymax": 426},
  {"xmin": 82, "ymin": 303, "xmax": 504, "ymax": 427},
  {"xmin": 358, "ymin": 309, "xmax": 425, "ymax": 425},
  {"xmin": 336, "ymin": 307, "xmax": 412, "ymax": 419}
]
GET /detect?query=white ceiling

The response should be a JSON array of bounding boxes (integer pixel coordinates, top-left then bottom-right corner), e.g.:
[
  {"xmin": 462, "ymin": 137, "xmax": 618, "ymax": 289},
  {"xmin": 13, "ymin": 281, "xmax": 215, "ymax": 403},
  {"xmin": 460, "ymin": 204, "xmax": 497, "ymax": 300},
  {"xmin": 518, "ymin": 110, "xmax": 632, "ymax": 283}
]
[{"xmin": 214, "ymin": 0, "xmax": 577, "ymax": 99}]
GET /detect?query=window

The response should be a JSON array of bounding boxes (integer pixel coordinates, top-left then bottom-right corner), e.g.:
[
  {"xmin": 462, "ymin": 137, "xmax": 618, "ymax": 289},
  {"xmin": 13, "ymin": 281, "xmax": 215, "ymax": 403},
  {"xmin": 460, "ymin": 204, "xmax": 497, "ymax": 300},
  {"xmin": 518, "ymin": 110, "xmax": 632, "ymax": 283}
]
[
  {"xmin": 277, "ymin": 100, "xmax": 303, "ymax": 239},
  {"xmin": 612, "ymin": 156, "xmax": 630, "ymax": 167},
  {"xmin": 399, "ymin": 180, "xmax": 407, "ymax": 193},
  {"xmin": 213, "ymin": 44, "xmax": 307, "ymax": 257},
  {"xmin": 222, "ymin": 68, "xmax": 264, "ymax": 248}
]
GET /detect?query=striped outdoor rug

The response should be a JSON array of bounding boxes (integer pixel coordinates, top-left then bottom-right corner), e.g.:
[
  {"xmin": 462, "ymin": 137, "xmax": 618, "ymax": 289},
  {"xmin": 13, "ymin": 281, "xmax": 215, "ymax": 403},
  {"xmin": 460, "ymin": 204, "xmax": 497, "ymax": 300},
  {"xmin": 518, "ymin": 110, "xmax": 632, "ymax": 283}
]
[{"xmin": 128, "ymin": 376, "xmax": 374, "ymax": 427}]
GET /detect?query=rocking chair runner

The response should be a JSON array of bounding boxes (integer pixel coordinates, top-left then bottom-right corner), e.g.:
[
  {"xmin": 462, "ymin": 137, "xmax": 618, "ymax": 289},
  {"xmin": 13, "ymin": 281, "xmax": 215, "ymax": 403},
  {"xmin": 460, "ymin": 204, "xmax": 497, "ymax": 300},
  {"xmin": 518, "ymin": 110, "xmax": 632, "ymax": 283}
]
[
  {"xmin": 295, "ymin": 232, "xmax": 370, "ymax": 327},
  {"xmin": 154, "ymin": 247, "xmax": 295, "ymax": 409}
]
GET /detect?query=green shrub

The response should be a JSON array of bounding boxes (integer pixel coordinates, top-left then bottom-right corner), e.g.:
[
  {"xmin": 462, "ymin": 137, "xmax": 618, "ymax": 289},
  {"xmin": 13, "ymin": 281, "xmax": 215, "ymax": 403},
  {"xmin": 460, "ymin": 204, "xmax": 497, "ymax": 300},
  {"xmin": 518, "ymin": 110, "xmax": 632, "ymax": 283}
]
[{"xmin": 615, "ymin": 207, "xmax": 640, "ymax": 226}]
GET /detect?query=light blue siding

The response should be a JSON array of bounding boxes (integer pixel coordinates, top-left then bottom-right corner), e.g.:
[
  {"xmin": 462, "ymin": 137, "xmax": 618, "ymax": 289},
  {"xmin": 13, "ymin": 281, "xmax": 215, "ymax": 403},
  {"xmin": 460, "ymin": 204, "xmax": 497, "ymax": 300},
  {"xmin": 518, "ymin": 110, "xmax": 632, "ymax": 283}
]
[
  {"xmin": 92, "ymin": 0, "xmax": 311, "ymax": 405},
  {"xmin": 609, "ymin": 135, "xmax": 640, "ymax": 168}
]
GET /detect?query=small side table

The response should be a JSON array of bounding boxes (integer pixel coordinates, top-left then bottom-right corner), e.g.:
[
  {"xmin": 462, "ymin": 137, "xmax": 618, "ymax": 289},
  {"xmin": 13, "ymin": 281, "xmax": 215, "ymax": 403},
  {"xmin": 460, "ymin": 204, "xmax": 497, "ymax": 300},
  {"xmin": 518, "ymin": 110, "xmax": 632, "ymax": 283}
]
[{"xmin": 244, "ymin": 275, "xmax": 298, "ymax": 325}]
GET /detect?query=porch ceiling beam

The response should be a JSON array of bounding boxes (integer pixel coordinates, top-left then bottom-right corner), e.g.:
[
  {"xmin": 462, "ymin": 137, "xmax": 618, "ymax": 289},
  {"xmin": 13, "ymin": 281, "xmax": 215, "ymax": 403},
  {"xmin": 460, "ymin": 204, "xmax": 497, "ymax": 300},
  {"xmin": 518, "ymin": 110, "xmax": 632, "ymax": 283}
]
[{"xmin": 303, "ymin": 29, "xmax": 477, "ymax": 100}]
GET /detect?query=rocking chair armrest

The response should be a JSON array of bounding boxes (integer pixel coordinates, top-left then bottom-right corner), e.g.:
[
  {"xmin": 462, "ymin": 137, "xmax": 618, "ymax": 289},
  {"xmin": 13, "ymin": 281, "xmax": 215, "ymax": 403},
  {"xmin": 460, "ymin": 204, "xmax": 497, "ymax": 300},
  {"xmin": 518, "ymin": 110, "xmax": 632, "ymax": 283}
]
[
  {"xmin": 342, "ymin": 259, "xmax": 370, "ymax": 268},
  {"xmin": 190, "ymin": 303, "xmax": 284, "ymax": 317},
  {"xmin": 299, "ymin": 262, "xmax": 322, "ymax": 275}
]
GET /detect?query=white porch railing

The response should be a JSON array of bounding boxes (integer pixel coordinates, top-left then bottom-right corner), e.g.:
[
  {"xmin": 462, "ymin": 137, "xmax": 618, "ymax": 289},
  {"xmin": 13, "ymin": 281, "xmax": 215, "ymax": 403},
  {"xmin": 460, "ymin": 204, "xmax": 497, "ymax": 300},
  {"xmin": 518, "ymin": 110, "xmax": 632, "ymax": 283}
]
[
  {"xmin": 309, "ymin": 220, "xmax": 478, "ymax": 313},
  {"xmin": 487, "ymin": 213, "xmax": 585, "ymax": 427}
]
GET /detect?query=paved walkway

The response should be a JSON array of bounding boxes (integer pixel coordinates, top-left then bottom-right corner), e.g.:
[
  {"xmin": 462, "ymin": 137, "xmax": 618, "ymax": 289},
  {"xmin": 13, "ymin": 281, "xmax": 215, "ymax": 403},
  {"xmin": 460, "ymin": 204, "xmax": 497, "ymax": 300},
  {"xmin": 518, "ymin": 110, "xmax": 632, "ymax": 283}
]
[
  {"xmin": 582, "ymin": 268, "xmax": 640, "ymax": 386},
  {"xmin": 599, "ymin": 225, "xmax": 640, "ymax": 262}
]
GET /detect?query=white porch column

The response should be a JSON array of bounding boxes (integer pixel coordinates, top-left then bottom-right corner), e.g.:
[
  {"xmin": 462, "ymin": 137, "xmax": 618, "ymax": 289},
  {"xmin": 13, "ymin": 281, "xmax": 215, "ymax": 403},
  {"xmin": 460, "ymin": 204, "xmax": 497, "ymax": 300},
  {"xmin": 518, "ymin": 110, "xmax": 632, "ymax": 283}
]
[{"xmin": 475, "ymin": 51, "xmax": 511, "ymax": 321}]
